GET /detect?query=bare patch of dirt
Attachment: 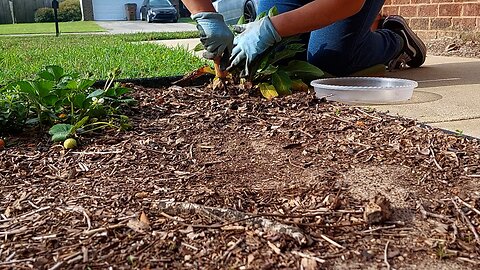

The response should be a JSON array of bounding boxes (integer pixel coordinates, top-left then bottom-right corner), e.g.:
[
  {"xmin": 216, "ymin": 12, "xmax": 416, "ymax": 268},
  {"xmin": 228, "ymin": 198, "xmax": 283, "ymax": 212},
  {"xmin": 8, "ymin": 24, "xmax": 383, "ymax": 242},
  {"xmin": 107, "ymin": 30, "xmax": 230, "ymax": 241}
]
[{"xmin": 1, "ymin": 84, "xmax": 479, "ymax": 269}]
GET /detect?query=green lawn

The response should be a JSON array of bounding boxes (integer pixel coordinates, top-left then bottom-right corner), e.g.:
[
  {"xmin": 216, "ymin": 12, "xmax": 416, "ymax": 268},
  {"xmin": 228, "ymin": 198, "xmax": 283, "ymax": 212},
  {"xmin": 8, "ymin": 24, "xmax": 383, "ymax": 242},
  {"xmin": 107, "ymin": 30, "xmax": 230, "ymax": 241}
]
[
  {"xmin": 178, "ymin": 17, "xmax": 195, "ymax": 24},
  {"xmin": 0, "ymin": 21, "xmax": 105, "ymax": 35},
  {"xmin": 0, "ymin": 32, "xmax": 205, "ymax": 84}
]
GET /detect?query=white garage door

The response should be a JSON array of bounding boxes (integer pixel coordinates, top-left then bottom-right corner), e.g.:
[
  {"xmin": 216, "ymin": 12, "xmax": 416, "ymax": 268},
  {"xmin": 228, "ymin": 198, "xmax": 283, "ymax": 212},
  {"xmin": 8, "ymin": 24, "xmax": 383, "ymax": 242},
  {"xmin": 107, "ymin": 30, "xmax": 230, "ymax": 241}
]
[{"xmin": 92, "ymin": 0, "xmax": 144, "ymax": 21}]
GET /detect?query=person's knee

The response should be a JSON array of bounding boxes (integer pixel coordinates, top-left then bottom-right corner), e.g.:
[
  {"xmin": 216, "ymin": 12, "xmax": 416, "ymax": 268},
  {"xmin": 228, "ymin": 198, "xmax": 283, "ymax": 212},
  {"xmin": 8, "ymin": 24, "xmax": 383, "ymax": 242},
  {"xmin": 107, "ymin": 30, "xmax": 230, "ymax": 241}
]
[{"xmin": 307, "ymin": 45, "xmax": 356, "ymax": 76}]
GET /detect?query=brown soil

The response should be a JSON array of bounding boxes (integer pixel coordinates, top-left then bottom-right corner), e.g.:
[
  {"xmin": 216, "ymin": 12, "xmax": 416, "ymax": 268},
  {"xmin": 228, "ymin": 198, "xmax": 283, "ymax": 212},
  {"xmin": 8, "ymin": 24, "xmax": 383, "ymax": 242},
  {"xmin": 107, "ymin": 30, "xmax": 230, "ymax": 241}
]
[{"xmin": 1, "ymin": 83, "xmax": 480, "ymax": 269}]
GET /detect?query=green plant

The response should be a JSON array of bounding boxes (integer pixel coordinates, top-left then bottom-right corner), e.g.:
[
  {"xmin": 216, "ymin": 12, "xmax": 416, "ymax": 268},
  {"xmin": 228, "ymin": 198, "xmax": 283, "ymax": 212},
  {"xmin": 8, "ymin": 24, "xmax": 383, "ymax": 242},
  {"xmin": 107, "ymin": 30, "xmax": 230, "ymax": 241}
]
[
  {"xmin": 195, "ymin": 6, "xmax": 323, "ymax": 99},
  {"xmin": 58, "ymin": 0, "xmax": 82, "ymax": 22},
  {"xmin": 1, "ymin": 65, "xmax": 135, "ymax": 142},
  {"xmin": 237, "ymin": 7, "xmax": 323, "ymax": 99},
  {"xmin": 34, "ymin": 7, "xmax": 55, "ymax": 23}
]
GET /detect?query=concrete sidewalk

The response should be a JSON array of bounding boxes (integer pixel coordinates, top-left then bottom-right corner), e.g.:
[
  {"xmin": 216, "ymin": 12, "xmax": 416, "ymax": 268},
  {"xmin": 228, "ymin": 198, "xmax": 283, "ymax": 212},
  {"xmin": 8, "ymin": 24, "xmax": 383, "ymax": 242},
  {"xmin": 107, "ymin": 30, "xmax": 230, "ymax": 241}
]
[
  {"xmin": 155, "ymin": 39, "xmax": 480, "ymax": 138},
  {"xmin": 377, "ymin": 56, "xmax": 480, "ymax": 138}
]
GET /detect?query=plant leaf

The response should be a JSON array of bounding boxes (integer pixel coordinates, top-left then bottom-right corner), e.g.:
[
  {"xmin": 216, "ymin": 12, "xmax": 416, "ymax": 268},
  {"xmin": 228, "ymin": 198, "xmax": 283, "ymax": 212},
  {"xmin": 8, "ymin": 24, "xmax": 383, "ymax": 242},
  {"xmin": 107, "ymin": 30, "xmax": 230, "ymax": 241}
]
[
  {"xmin": 291, "ymin": 79, "xmax": 309, "ymax": 92},
  {"xmin": 73, "ymin": 116, "xmax": 90, "ymax": 132},
  {"xmin": 38, "ymin": 65, "xmax": 65, "ymax": 82},
  {"xmin": 73, "ymin": 93, "xmax": 86, "ymax": 108},
  {"xmin": 259, "ymin": 83, "xmax": 278, "ymax": 100},
  {"xmin": 282, "ymin": 60, "xmax": 324, "ymax": 80},
  {"xmin": 44, "ymin": 95, "xmax": 59, "ymax": 106},
  {"xmin": 49, "ymin": 124, "xmax": 73, "ymax": 142},
  {"xmin": 258, "ymin": 65, "xmax": 278, "ymax": 76},
  {"xmin": 268, "ymin": 6, "xmax": 279, "ymax": 17},
  {"xmin": 32, "ymin": 80, "xmax": 54, "ymax": 98},
  {"xmin": 86, "ymin": 89, "xmax": 104, "ymax": 99},
  {"xmin": 77, "ymin": 79, "xmax": 96, "ymax": 91},
  {"xmin": 11, "ymin": 81, "xmax": 35, "ymax": 96},
  {"xmin": 237, "ymin": 15, "xmax": 246, "ymax": 25},
  {"xmin": 256, "ymin": 11, "xmax": 267, "ymax": 21},
  {"xmin": 272, "ymin": 70, "xmax": 292, "ymax": 95},
  {"xmin": 193, "ymin": 42, "xmax": 204, "ymax": 52}
]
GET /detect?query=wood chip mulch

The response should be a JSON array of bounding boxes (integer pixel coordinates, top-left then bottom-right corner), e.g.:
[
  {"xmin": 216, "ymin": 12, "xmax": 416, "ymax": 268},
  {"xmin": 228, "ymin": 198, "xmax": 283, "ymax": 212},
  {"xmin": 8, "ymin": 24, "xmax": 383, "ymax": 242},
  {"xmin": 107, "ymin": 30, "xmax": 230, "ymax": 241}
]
[{"xmin": 1, "ymin": 84, "xmax": 479, "ymax": 269}]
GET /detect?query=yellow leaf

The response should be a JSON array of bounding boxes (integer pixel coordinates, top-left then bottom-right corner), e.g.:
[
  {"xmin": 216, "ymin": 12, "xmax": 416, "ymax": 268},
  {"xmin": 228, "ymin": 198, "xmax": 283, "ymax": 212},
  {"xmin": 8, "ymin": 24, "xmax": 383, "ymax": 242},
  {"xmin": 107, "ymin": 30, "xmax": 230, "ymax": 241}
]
[
  {"xmin": 259, "ymin": 83, "xmax": 278, "ymax": 100},
  {"xmin": 291, "ymin": 79, "xmax": 309, "ymax": 92}
]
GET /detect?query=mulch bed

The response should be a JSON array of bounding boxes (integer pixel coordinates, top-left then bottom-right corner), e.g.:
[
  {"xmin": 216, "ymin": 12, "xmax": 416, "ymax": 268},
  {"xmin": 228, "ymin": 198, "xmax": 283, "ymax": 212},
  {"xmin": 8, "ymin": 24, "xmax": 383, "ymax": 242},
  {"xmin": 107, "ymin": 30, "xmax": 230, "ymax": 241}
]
[{"xmin": 1, "ymin": 81, "xmax": 480, "ymax": 269}]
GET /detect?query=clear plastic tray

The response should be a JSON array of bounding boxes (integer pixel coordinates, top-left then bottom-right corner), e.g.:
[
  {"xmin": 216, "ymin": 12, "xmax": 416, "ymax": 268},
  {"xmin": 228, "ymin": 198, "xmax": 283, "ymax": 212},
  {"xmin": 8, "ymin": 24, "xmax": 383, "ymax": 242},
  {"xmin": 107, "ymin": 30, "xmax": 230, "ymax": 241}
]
[{"xmin": 310, "ymin": 77, "xmax": 418, "ymax": 104}]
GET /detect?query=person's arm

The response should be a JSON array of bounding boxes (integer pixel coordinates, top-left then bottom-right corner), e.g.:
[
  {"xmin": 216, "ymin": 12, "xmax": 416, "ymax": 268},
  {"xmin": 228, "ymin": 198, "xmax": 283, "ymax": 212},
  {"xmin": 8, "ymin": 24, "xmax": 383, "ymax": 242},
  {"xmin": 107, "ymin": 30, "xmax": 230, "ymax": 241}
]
[
  {"xmin": 181, "ymin": 0, "xmax": 216, "ymax": 14},
  {"xmin": 271, "ymin": 0, "xmax": 366, "ymax": 37}
]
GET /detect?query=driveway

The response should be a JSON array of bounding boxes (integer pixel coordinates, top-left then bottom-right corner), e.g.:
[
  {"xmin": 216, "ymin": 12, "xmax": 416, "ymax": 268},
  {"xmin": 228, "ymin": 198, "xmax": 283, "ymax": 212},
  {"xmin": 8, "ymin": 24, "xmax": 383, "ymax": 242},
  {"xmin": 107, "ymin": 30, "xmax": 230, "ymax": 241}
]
[{"xmin": 95, "ymin": 21, "xmax": 197, "ymax": 34}]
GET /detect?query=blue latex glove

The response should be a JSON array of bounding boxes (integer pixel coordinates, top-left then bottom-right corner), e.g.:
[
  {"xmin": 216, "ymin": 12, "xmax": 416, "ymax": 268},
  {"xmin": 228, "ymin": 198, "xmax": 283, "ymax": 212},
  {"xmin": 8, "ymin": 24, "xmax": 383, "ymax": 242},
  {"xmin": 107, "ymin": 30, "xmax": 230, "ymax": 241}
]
[
  {"xmin": 191, "ymin": 12, "xmax": 233, "ymax": 68},
  {"xmin": 229, "ymin": 17, "xmax": 282, "ymax": 75}
]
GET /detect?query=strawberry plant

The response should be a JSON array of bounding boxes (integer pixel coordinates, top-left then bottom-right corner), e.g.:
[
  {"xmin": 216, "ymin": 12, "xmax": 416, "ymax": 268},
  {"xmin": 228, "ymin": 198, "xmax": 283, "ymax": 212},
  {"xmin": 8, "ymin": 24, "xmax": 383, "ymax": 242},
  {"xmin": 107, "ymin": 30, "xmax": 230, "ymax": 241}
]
[
  {"xmin": 194, "ymin": 6, "xmax": 324, "ymax": 100},
  {"xmin": 0, "ymin": 65, "xmax": 135, "ymax": 142},
  {"xmin": 233, "ymin": 7, "xmax": 323, "ymax": 99}
]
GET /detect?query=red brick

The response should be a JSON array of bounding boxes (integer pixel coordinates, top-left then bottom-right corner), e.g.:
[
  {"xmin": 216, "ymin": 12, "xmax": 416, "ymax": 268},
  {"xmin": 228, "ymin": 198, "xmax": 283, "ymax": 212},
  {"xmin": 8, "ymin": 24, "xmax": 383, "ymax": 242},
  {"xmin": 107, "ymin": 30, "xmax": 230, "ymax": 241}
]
[
  {"xmin": 410, "ymin": 18, "xmax": 430, "ymax": 30},
  {"xmin": 431, "ymin": 0, "xmax": 454, "ymax": 3},
  {"xmin": 391, "ymin": 0, "xmax": 410, "ymax": 4},
  {"xmin": 416, "ymin": 30, "xmax": 438, "ymax": 41},
  {"xmin": 431, "ymin": 18, "xmax": 452, "ymax": 29},
  {"xmin": 399, "ymin": 5, "xmax": 418, "ymax": 17},
  {"xmin": 439, "ymin": 3, "xmax": 462, "ymax": 16},
  {"xmin": 462, "ymin": 3, "xmax": 480, "ymax": 16},
  {"xmin": 384, "ymin": 0, "xmax": 392, "ymax": 5},
  {"xmin": 418, "ymin": 4, "xmax": 439, "ymax": 16},
  {"xmin": 382, "ymin": 6, "xmax": 400, "ymax": 16},
  {"xmin": 452, "ymin": 18, "xmax": 477, "ymax": 31},
  {"xmin": 477, "ymin": 18, "xmax": 480, "ymax": 30},
  {"xmin": 411, "ymin": 0, "xmax": 431, "ymax": 3}
]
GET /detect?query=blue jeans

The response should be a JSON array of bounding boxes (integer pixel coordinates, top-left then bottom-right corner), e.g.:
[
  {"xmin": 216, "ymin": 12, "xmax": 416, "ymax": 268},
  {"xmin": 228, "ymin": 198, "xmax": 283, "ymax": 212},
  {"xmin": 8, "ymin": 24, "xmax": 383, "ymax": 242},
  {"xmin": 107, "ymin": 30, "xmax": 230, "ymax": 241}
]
[{"xmin": 258, "ymin": 0, "xmax": 403, "ymax": 76}]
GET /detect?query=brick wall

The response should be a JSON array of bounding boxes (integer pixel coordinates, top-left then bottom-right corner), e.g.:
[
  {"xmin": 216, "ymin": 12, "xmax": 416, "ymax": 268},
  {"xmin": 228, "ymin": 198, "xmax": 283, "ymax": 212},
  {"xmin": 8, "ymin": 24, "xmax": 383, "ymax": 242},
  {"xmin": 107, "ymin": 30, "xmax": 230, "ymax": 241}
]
[{"xmin": 382, "ymin": 0, "xmax": 480, "ymax": 40}]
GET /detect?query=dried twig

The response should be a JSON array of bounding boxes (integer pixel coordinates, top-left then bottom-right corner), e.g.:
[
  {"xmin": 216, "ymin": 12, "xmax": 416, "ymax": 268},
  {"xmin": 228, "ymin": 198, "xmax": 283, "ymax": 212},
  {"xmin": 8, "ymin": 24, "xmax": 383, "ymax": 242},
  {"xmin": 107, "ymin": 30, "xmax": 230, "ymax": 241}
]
[
  {"xmin": 430, "ymin": 148, "xmax": 443, "ymax": 171},
  {"xmin": 319, "ymin": 234, "xmax": 345, "ymax": 249},
  {"xmin": 48, "ymin": 261, "xmax": 63, "ymax": 270},
  {"xmin": 451, "ymin": 198, "xmax": 480, "ymax": 245},
  {"xmin": 455, "ymin": 196, "xmax": 480, "ymax": 216},
  {"xmin": 291, "ymin": 251, "xmax": 326, "ymax": 263},
  {"xmin": 361, "ymin": 225, "xmax": 396, "ymax": 233},
  {"xmin": 384, "ymin": 241, "xmax": 391, "ymax": 270},
  {"xmin": 221, "ymin": 238, "xmax": 243, "ymax": 261},
  {"xmin": 82, "ymin": 223, "xmax": 125, "ymax": 236},
  {"xmin": 418, "ymin": 203, "xmax": 453, "ymax": 222},
  {"xmin": 0, "ymin": 259, "xmax": 35, "ymax": 266},
  {"xmin": 156, "ymin": 200, "xmax": 312, "ymax": 245},
  {"xmin": 0, "ymin": 206, "xmax": 51, "ymax": 223}
]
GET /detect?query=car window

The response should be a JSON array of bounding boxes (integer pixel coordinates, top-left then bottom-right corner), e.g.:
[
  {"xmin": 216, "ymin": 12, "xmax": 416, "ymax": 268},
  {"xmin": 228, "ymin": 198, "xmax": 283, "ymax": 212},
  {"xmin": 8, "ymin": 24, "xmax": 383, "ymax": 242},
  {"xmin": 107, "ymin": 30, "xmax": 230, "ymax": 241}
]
[{"xmin": 149, "ymin": 0, "xmax": 172, "ymax": 7}]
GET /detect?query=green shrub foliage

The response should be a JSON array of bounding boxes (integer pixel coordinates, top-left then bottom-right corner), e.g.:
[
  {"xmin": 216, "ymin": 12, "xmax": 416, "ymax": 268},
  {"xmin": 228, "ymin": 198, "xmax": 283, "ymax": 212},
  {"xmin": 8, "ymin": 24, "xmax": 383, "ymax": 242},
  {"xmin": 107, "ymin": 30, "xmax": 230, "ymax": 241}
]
[
  {"xmin": 34, "ymin": 7, "xmax": 55, "ymax": 23},
  {"xmin": 58, "ymin": 0, "xmax": 82, "ymax": 22}
]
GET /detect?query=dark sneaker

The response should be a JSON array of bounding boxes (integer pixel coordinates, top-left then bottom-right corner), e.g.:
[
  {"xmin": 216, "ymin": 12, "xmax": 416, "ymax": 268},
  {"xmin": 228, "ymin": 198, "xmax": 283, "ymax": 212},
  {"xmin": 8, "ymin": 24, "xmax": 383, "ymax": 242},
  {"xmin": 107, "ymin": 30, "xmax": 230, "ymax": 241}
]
[{"xmin": 383, "ymin": 15, "xmax": 427, "ymax": 69}]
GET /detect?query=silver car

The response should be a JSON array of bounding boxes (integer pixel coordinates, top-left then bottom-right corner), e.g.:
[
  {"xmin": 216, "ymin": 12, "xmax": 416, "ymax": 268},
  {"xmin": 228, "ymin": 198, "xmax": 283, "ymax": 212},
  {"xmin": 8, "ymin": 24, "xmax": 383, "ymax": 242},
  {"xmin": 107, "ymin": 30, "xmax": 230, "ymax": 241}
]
[{"xmin": 212, "ymin": 0, "xmax": 259, "ymax": 25}]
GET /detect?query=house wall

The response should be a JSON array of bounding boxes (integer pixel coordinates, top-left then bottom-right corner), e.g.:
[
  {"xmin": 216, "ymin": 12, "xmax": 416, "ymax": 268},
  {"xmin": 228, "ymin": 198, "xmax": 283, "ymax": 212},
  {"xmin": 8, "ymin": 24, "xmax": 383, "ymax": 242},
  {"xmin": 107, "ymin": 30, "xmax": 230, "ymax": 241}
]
[{"xmin": 382, "ymin": 0, "xmax": 480, "ymax": 40}]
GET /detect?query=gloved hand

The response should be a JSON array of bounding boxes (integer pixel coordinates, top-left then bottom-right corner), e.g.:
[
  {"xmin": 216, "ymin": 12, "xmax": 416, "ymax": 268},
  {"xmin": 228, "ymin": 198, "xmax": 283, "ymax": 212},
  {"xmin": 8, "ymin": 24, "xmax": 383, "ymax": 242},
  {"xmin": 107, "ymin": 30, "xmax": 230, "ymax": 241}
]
[
  {"xmin": 229, "ymin": 17, "xmax": 282, "ymax": 75},
  {"xmin": 191, "ymin": 12, "xmax": 233, "ymax": 69}
]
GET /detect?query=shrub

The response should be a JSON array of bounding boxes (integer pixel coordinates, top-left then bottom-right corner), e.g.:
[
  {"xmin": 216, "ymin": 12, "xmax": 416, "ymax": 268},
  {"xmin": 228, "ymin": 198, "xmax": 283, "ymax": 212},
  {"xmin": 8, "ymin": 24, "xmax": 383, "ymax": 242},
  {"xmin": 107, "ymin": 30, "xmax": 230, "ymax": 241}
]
[
  {"xmin": 34, "ymin": 7, "xmax": 55, "ymax": 23},
  {"xmin": 58, "ymin": 0, "xmax": 82, "ymax": 22}
]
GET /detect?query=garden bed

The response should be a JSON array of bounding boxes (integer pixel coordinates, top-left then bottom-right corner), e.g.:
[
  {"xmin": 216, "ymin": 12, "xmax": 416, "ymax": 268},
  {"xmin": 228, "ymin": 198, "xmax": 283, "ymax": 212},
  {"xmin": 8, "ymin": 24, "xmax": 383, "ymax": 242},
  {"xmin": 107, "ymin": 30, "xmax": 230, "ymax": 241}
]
[{"xmin": 1, "ymin": 81, "xmax": 479, "ymax": 269}]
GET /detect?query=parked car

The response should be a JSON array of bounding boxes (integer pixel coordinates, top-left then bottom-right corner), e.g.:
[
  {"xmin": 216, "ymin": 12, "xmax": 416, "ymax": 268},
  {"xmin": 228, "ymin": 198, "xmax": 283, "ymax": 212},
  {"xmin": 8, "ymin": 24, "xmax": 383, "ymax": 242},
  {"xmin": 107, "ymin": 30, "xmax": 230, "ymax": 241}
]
[
  {"xmin": 140, "ymin": 0, "xmax": 178, "ymax": 23},
  {"xmin": 212, "ymin": 0, "xmax": 259, "ymax": 25}
]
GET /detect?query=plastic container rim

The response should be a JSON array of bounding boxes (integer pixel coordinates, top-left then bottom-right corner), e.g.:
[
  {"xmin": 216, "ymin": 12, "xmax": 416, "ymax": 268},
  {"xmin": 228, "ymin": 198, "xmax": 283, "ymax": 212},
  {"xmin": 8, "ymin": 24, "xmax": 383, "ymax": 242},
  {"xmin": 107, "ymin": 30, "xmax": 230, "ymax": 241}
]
[{"xmin": 310, "ymin": 77, "xmax": 418, "ymax": 91}]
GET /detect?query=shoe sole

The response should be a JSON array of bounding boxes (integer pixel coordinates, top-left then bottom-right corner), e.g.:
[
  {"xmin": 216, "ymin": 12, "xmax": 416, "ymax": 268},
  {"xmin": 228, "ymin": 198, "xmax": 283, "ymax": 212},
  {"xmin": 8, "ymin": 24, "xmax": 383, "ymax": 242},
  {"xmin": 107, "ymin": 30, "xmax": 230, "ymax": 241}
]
[{"xmin": 383, "ymin": 15, "xmax": 427, "ymax": 68}]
